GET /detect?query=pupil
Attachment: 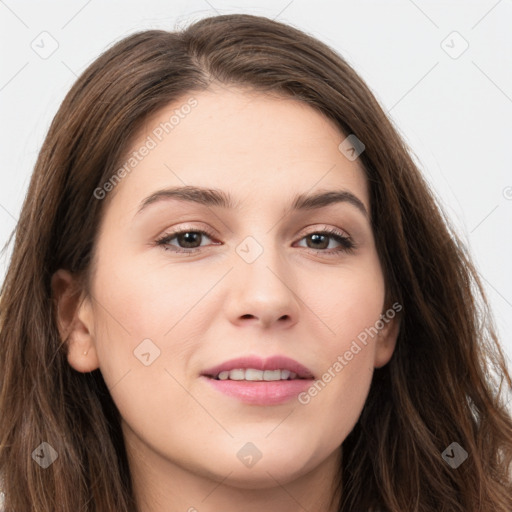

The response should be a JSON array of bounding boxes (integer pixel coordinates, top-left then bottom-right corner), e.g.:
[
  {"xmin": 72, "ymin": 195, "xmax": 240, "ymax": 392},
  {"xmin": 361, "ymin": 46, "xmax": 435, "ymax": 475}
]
[
  {"xmin": 309, "ymin": 234, "xmax": 328, "ymax": 249},
  {"xmin": 179, "ymin": 232, "xmax": 200, "ymax": 248}
]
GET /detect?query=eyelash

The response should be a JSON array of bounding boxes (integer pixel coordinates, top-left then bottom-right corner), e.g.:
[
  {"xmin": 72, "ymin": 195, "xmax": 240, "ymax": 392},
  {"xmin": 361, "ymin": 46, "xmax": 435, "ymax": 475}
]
[{"xmin": 155, "ymin": 225, "xmax": 356, "ymax": 257}]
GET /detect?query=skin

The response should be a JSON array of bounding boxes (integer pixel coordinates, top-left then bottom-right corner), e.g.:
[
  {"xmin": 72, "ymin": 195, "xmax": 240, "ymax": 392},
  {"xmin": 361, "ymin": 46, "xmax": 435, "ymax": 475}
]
[{"xmin": 53, "ymin": 85, "xmax": 399, "ymax": 512}]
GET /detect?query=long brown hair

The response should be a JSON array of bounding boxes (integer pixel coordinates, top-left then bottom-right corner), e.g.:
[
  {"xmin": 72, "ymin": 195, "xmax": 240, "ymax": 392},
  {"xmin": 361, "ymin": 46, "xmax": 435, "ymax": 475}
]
[{"xmin": 1, "ymin": 13, "xmax": 511, "ymax": 511}]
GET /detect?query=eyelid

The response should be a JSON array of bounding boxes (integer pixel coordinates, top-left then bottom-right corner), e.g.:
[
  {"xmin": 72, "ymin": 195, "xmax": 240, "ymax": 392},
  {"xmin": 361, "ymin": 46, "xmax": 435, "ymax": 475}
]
[
  {"xmin": 296, "ymin": 223, "xmax": 350, "ymax": 239},
  {"xmin": 156, "ymin": 223, "xmax": 218, "ymax": 241}
]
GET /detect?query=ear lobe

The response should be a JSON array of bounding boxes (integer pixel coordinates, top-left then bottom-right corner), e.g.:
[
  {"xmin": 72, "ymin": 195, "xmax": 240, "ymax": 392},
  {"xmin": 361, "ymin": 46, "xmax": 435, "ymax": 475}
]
[
  {"xmin": 51, "ymin": 269, "xmax": 100, "ymax": 373},
  {"xmin": 373, "ymin": 312, "xmax": 401, "ymax": 369}
]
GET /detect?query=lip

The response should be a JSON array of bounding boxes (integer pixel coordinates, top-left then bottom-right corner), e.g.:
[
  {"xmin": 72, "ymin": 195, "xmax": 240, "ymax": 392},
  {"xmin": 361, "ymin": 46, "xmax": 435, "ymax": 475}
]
[
  {"xmin": 201, "ymin": 355, "xmax": 315, "ymax": 380},
  {"xmin": 200, "ymin": 355, "xmax": 315, "ymax": 406},
  {"xmin": 202, "ymin": 377, "xmax": 313, "ymax": 405}
]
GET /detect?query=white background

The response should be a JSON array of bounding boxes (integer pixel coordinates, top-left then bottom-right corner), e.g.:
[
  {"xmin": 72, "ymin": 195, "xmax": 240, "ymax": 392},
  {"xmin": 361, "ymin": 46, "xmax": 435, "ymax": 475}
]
[{"xmin": 0, "ymin": 0, "xmax": 511, "ymax": 368}]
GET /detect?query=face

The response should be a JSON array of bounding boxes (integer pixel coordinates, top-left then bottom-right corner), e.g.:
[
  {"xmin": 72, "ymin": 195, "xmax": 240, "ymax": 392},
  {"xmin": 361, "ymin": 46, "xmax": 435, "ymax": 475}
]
[{"xmin": 55, "ymin": 86, "xmax": 399, "ymax": 491}]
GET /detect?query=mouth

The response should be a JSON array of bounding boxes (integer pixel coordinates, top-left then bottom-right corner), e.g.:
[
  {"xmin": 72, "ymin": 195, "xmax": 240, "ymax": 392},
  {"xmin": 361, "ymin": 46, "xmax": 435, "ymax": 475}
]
[
  {"xmin": 207, "ymin": 368, "xmax": 311, "ymax": 381},
  {"xmin": 201, "ymin": 355, "xmax": 315, "ymax": 382},
  {"xmin": 200, "ymin": 355, "xmax": 314, "ymax": 405}
]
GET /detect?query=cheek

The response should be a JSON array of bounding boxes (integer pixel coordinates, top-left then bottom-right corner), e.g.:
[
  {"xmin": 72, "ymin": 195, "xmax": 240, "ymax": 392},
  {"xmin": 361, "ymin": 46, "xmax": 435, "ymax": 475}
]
[
  {"xmin": 296, "ymin": 351, "xmax": 374, "ymax": 462},
  {"xmin": 89, "ymin": 246, "xmax": 215, "ymax": 427},
  {"xmin": 89, "ymin": 264, "xmax": 204, "ymax": 458},
  {"xmin": 296, "ymin": 259, "xmax": 384, "ymax": 435},
  {"xmin": 296, "ymin": 305, "xmax": 379, "ymax": 454},
  {"xmin": 91, "ymin": 239, "xmax": 211, "ymax": 355},
  {"xmin": 314, "ymin": 255, "xmax": 386, "ymax": 349}
]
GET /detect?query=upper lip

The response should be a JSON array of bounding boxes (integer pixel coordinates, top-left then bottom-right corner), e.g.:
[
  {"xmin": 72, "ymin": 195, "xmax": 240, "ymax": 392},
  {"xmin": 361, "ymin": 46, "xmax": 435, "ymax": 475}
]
[{"xmin": 201, "ymin": 355, "xmax": 315, "ymax": 379}]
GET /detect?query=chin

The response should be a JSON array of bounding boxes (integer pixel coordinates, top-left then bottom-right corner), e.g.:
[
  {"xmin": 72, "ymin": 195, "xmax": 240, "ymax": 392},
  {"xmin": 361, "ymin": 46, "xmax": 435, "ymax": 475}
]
[
  {"xmin": 219, "ymin": 461, "xmax": 311, "ymax": 490},
  {"xmin": 197, "ymin": 445, "xmax": 318, "ymax": 489}
]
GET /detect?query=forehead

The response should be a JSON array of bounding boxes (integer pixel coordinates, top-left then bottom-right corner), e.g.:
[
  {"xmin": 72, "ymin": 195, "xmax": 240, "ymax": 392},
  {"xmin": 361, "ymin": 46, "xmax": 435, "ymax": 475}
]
[{"xmin": 106, "ymin": 86, "xmax": 369, "ymax": 217}]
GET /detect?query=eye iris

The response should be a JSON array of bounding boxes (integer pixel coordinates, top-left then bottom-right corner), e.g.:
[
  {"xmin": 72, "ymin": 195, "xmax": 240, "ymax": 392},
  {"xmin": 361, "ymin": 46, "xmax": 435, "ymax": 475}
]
[
  {"xmin": 308, "ymin": 234, "xmax": 328, "ymax": 249},
  {"xmin": 178, "ymin": 232, "xmax": 201, "ymax": 248}
]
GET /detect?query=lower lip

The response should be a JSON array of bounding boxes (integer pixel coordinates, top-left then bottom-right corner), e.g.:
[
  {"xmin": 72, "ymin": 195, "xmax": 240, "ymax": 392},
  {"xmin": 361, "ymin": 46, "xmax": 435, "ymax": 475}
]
[{"xmin": 201, "ymin": 376, "xmax": 313, "ymax": 405}]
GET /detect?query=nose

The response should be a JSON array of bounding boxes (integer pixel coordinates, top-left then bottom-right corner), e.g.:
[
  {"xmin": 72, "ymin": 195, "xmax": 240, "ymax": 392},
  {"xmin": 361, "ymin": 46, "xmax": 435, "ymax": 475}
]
[{"xmin": 225, "ymin": 243, "xmax": 300, "ymax": 329}]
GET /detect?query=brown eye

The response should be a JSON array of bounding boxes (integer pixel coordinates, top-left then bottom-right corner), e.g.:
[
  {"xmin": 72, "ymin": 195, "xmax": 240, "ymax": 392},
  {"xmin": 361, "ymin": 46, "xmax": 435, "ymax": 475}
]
[
  {"xmin": 295, "ymin": 229, "xmax": 355, "ymax": 255},
  {"xmin": 156, "ymin": 228, "xmax": 218, "ymax": 254},
  {"xmin": 174, "ymin": 231, "xmax": 205, "ymax": 249},
  {"xmin": 305, "ymin": 233, "xmax": 330, "ymax": 249}
]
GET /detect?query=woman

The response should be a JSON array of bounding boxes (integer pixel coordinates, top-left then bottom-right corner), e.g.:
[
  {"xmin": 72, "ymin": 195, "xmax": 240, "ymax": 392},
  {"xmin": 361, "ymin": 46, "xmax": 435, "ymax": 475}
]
[{"xmin": 0, "ymin": 13, "xmax": 511, "ymax": 512}]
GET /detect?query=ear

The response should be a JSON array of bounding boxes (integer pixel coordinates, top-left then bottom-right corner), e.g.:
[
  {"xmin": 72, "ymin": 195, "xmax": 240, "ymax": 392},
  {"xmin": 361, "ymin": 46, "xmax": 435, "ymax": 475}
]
[
  {"xmin": 51, "ymin": 269, "xmax": 100, "ymax": 373},
  {"xmin": 373, "ymin": 307, "xmax": 401, "ymax": 369}
]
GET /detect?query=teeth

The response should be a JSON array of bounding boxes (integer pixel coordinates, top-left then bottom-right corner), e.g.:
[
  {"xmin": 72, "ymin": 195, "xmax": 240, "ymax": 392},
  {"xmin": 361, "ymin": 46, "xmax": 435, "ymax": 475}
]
[
  {"xmin": 263, "ymin": 370, "xmax": 280, "ymax": 381},
  {"xmin": 214, "ymin": 368, "xmax": 301, "ymax": 381},
  {"xmin": 246, "ymin": 369, "xmax": 264, "ymax": 380},
  {"xmin": 229, "ymin": 369, "xmax": 245, "ymax": 380}
]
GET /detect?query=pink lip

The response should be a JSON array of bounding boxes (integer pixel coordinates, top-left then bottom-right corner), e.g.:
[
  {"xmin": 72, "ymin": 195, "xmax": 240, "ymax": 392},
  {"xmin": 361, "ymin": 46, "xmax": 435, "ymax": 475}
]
[
  {"xmin": 203, "ymin": 378, "xmax": 312, "ymax": 405},
  {"xmin": 200, "ymin": 355, "xmax": 315, "ymax": 406},
  {"xmin": 201, "ymin": 355, "xmax": 315, "ymax": 379}
]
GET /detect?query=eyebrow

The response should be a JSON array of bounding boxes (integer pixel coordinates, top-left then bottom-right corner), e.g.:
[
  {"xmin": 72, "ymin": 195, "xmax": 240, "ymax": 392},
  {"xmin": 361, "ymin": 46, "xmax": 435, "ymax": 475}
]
[{"xmin": 136, "ymin": 185, "xmax": 369, "ymax": 219}]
